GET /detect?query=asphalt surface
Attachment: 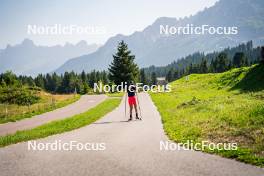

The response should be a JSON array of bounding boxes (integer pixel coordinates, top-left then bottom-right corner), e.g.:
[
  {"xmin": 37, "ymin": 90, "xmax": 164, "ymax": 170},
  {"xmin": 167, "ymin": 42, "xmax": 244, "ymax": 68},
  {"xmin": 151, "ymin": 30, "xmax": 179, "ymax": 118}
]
[
  {"xmin": 0, "ymin": 93, "xmax": 263, "ymax": 176},
  {"xmin": 0, "ymin": 95, "xmax": 107, "ymax": 136}
]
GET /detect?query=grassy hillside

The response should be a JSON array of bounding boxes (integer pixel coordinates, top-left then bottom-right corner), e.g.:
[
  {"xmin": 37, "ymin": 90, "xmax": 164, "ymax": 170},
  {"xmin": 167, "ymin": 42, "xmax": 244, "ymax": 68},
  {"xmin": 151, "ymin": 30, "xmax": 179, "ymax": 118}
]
[
  {"xmin": 0, "ymin": 91, "xmax": 80, "ymax": 123},
  {"xmin": 150, "ymin": 64, "xmax": 264, "ymax": 166}
]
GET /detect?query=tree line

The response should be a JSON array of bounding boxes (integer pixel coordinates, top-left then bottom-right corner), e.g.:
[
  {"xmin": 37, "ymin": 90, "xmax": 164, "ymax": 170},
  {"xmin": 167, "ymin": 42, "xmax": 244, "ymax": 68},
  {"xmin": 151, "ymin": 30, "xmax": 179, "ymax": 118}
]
[
  {"xmin": 143, "ymin": 41, "xmax": 264, "ymax": 82},
  {"xmin": 1, "ymin": 40, "xmax": 263, "ymax": 97},
  {"xmin": 0, "ymin": 70, "xmax": 109, "ymax": 94},
  {"xmin": 0, "ymin": 41, "xmax": 143, "ymax": 96}
]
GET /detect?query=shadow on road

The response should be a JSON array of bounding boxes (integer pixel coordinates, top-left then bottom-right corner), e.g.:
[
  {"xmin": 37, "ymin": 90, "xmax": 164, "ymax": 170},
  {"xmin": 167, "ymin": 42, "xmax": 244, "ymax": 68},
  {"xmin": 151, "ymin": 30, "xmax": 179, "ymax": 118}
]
[
  {"xmin": 92, "ymin": 120, "xmax": 142, "ymax": 124},
  {"xmin": 92, "ymin": 120, "xmax": 129, "ymax": 124}
]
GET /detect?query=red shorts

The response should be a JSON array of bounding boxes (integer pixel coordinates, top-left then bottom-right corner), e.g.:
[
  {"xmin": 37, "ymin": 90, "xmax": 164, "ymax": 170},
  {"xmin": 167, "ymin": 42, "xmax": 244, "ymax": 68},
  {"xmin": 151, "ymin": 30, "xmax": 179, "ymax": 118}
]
[{"xmin": 128, "ymin": 96, "xmax": 136, "ymax": 106}]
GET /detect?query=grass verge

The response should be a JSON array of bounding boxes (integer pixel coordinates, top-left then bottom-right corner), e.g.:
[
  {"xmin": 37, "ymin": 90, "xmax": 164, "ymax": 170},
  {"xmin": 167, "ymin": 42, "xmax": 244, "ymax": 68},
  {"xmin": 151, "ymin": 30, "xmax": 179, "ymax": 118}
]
[
  {"xmin": 0, "ymin": 93, "xmax": 81, "ymax": 124},
  {"xmin": 106, "ymin": 92, "xmax": 124, "ymax": 97},
  {"xmin": 150, "ymin": 65, "xmax": 264, "ymax": 167},
  {"xmin": 0, "ymin": 97, "xmax": 121, "ymax": 147}
]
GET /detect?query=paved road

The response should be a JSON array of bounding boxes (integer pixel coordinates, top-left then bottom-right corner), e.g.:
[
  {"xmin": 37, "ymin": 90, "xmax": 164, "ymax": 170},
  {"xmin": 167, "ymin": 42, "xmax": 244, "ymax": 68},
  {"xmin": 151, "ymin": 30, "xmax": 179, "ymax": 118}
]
[
  {"xmin": 0, "ymin": 93, "xmax": 263, "ymax": 176},
  {"xmin": 0, "ymin": 95, "xmax": 107, "ymax": 136}
]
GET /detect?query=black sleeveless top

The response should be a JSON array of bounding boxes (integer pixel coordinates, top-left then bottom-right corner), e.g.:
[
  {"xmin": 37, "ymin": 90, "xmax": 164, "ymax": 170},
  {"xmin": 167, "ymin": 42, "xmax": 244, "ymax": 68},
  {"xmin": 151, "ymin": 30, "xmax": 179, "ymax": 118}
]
[{"xmin": 127, "ymin": 85, "xmax": 136, "ymax": 97}]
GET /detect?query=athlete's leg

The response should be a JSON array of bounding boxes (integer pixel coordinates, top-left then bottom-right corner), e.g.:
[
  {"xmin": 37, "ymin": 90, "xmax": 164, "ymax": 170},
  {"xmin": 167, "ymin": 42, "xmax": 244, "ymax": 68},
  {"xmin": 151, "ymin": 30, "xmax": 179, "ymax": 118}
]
[{"xmin": 129, "ymin": 104, "xmax": 133, "ymax": 120}]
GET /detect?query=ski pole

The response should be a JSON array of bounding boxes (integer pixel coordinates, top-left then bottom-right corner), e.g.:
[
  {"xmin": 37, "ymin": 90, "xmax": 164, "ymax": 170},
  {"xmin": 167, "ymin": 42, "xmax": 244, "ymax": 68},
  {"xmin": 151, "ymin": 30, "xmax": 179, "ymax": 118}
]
[
  {"xmin": 135, "ymin": 92, "xmax": 142, "ymax": 120},
  {"xmin": 125, "ymin": 93, "xmax": 127, "ymax": 119}
]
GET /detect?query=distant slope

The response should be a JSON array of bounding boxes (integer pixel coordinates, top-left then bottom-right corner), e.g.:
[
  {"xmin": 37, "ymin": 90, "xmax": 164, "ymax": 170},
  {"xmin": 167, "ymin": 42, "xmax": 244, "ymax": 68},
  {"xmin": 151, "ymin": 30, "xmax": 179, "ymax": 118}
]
[
  {"xmin": 150, "ymin": 64, "xmax": 264, "ymax": 166},
  {"xmin": 143, "ymin": 41, "xmax": 262, "ymax": 77},
  {"xmin": 0, "ymin": 39, "xmax": 99, "ymax": 76},
  {"xmin": 55, "ymin": 0, "xmax": 264, "ymax": 73}
]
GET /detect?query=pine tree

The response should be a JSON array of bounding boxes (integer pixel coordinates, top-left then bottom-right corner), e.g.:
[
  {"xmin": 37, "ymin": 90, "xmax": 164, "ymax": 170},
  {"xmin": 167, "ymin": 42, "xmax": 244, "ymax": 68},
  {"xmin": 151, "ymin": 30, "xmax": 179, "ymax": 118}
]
[
  {"xmin": 261, "ymin": 46, "xmax": 264, "ymax": 64},
  {"xmin": 96, "ymin": 71, "xmax": 101, "ymax": 83},
  {"xmin": 151, "ymin": 72, "xmax": 157, "ymax": 85},
  {"xmin": 81, "ymin": 70, "xmax": 87, "ymax": 83},
  {"xmin": 82, "ymin": 82, "xmax": 89, "ymax": 94},
  {"xmin": 88, "ymin": 70, "xmax": 97, "ymax": 88},
  {"xmin": 140, "ymin": 69, "xmax": 147, "ymax": 85},
  {"xmin": 245, "ymin": 57, "xmax": 249, "ymax": 66},
  {"xmin": 108, "ymin": 41, "xmax": 139, "ymax": 85},
  {"xmin": 173, "ymin": 70, "xmax": 179, "ymax": 80},
  {"xmin": 188, "ymin": 63, "xmax": 193, "ymax": 74},
  {"xmin": 233, "ymin": 52, "xmax": 246, "ymax": 68},
  {"xmin": 34, "ymin": 74, "xmax": 45, "ymax": 89},
  {"xmin": 26, "ymin": 76, "xmax": 35, "ymax": 87},
  {"xmin": 209, "ymin": 59, "xmax": 216, "ymax": 73},
  {"xmin": 215, "ymin": 52, "xmax": 228, "ymax": 72},
  {"xmin": 51, "ymin": 73, "xmax": 60, "ymax": 92},
  {"xmin": 101, "ymin": 71, "xmax": 109, "ymax": 84},
  {"xmin": 166, "ymin": 69, "xmax": 173, "ymax": 82},
  {"xmin": 200, "ymin": 59, "xmax": 208, "ymax": 73},
  {"xmin": 44, "ymin": 74, "xmax": 53, "ymax": 91},
  {"xmin": 58, "ymin": 72, "xmax": 71, "ymax": 93}
]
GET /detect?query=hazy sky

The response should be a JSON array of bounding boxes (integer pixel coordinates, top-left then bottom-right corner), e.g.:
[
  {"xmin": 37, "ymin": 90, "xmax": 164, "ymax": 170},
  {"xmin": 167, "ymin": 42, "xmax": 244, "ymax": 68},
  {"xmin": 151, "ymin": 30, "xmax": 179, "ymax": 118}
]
[{"xmin": 0, "ymin": 0, "xmax": 218, "ymax": 48}]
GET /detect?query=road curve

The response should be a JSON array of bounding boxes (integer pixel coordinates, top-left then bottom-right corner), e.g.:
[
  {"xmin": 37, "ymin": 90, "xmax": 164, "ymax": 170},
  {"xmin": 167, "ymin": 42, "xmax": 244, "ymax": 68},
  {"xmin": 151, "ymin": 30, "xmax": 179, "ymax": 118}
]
[
  {"xmin": 0, "ymin": 95, "xmax": 107, "ymax": 136},
  {"xmin": 0, "ymin": 93, "xmax": 263, "ymax": 176}
]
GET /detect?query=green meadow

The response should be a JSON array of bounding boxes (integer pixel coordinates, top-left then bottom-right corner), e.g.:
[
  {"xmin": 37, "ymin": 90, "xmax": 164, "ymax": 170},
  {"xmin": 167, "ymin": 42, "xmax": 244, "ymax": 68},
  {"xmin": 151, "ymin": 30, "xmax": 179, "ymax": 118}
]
[
  {"xmin": 151, "ymin": 64, "xmax": 264, "ymax": 166},
  {"xmin": 0, "ymin": 92, "xmax": 80, "ymax": 124},
  {"xmin": 0, "ymin": 97, "xmax": 121, "ymax": 147}
]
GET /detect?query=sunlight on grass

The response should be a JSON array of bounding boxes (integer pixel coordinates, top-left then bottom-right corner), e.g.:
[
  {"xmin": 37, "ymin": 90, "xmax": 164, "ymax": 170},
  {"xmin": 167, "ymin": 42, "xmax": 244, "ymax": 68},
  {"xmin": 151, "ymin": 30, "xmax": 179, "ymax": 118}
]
[
  {"xmin": 151, "ymin": 65, "xmax": 264, "ymax": 166},
  {"xmin": 0, "ymin": 92, "xmax": 80, "ymax": 124}
]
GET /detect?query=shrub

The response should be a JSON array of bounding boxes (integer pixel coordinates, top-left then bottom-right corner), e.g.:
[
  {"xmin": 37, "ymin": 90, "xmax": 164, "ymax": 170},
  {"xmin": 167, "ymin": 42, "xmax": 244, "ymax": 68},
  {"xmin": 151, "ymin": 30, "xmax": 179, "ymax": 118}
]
[{"xmin": 0, "ymin": 87, "xmax": 40, "ymax": 105}]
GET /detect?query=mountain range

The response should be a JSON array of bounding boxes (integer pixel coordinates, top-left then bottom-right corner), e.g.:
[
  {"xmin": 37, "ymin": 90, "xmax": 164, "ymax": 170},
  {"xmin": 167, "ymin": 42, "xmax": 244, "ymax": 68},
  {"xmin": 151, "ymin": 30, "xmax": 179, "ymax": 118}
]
[
  {"xmin": 55, "ymin": 0, "xmax": 264, "ymax": 74},
  {"xmin": 1, "ymin": 0, "xmax": 264, "ymax": 76},
  {"xmin": 0, "ymin": 39, "xmax": 99, "ymax": 76}
]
